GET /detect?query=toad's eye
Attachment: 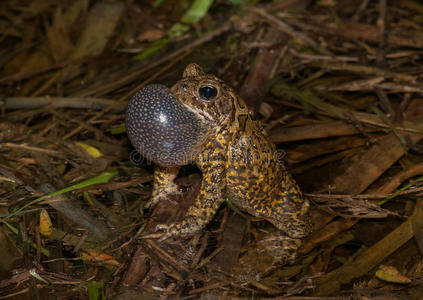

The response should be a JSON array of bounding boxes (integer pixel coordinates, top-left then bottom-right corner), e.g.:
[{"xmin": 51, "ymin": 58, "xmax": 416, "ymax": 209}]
[{"xmin": 199, "ymin": 86, "xmax": 217, "ymax": 100}]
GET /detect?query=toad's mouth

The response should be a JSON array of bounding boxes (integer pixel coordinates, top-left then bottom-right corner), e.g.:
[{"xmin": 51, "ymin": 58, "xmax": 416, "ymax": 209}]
[{"xmin": 196, "ymin": 97, "xmax": 217, "ymax": 104}]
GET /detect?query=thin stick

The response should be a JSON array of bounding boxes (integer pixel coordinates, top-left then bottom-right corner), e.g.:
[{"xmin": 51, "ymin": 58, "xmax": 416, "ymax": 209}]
[
  {"xmin": 63, "ymin": 22, "xmax": 231, "ymax": 140},
  {"xmin": 246, "ymin": 6, "xmax": 332, "ymax": 55}
]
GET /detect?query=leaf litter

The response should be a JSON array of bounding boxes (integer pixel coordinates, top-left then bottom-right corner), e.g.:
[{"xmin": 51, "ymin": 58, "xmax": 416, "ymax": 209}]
[{"xmin": 0, "ymin": 0, "xmax": 423, "ymax": 299}]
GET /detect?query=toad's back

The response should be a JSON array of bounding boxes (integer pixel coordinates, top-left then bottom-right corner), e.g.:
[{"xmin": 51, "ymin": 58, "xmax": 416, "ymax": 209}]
[{"xmin": 193, "ymin": 92, "xmax": 310, "ymax": 240}]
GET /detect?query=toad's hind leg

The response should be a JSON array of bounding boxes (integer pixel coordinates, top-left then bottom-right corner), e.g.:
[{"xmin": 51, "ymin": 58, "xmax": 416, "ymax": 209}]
[
  {"xmin": 259, "ymin": 232, "xmax": 302, "ymax": 264},
  {"xmin": 254, "ymin": 172, "xmax": 311, "ymax": 239},
  {"xmin": 252, "ymin": 173, "xmax": 311, "ymax": 264}
]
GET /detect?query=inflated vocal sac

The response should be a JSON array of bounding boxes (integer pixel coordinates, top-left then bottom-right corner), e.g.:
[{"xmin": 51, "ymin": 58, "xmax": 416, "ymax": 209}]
[{"xmin": 125, "ymin": 84, "xmax": 209, "ymax": 166}]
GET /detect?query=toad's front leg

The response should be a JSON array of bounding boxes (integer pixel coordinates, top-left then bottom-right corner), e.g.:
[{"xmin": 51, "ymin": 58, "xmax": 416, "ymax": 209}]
[
  {"xmin": 157, "ymin": 162, "xmax": 226, "ymax": 241},
  {"xmin": 147, "ymin": 165, "xmax": 181, "ymax": 208}
]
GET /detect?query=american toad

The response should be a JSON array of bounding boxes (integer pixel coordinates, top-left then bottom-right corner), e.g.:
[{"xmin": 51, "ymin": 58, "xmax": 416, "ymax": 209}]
[{"xmin": 126, "ymin": 64, "xmax": 311, "ymax": 262}]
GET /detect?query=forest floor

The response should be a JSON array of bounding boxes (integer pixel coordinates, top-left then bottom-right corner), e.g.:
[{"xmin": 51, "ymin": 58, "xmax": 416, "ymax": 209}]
[{"xmin": 1, "ymin": 0, "xmax": 423, "ymax": 299}]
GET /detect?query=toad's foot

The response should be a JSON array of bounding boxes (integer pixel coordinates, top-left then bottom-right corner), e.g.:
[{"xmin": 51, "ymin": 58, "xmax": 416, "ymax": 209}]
[
  {"xmin": 259, "ymin": 233, "xmax": 302, "ymax": 265},
  {"xmin": 156, "ymin": 216, "xmax": 203, "ymax": 242},
  {"xmin": 146, "ymin": 181, "xmax": 182, "ymax": 208}
]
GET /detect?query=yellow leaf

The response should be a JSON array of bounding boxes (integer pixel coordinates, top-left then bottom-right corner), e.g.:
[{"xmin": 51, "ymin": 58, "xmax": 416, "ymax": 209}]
[
  {"xmin": 75, "ymin": 142, "xmax": 103, "ymax": 158},
  {"xmin": 81, "ymin": 250, "xmax": 120, "ymax": 266},
  {"xmin": 39, "ymin": 209, "xmax": 53, "ymax": 236},
  {"xmin": 375, "ymin": 265, "xmax": 411, "ymax": 284}
]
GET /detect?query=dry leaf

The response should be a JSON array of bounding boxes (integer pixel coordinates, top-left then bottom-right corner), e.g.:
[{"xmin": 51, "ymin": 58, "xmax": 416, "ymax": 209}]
[
  {"xmin": 81, "ymin": 249, "xmax": 120, "ymax": 266},
  {"xmin": 39, "ymin": 208, "xmax": 53, "ymax": 236},
  {"xmin": 375, "ymin": 265, "xmax": 411, "ymax": 284},
  {"xmin": 75, "ymin": 141, "xmax": 103, "ymax": 158}
]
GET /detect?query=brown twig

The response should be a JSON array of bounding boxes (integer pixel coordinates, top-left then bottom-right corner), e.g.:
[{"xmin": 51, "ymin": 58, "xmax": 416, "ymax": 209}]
[
  {"xmin": 352, "ymin": 0, "xmax": 370, "ymax": 21},
  {"xmin": 246, "ymin": 6, "xmax": 331, "ymax": 55},
  {"xmin": 145, "ymin": 239, "xmax": 190, "ymax": 273},
  {"xmin": 62, "ymin": 22, "xmax": 231, "ymax": 140},
  {"xmin": 76, "ymin": 21, "xmax": 231, "ymax": 98},
  {"xmin": 314, "ymin": 199, "xmax": 422, "ymax": 295},
  {"xmin": 188, "ymin": 280, "xmax": 232, "ymax": 294},
  {"xmin": 312, "ymin": 61, "xmax": 417, "ymax": 83},
  {"xmin": 1, "ymin": 96, "xmax": 126, "ymax": 111}
]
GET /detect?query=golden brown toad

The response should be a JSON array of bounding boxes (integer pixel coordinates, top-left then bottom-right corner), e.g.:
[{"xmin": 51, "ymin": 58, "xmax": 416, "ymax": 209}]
[{"xmin": 126, "ymin": 64, "xmax": 311, "ymax": 262}]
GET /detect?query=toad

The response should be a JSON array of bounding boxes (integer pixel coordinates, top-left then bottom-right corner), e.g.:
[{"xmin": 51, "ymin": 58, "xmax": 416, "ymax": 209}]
[{"xmin": 126, "ymin": 64, "xmax": 311, "ymax": 262}]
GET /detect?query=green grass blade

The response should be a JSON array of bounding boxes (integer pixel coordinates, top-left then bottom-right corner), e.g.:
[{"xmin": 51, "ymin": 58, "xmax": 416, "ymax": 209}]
[
  {"xmin": 133, "ymin": 38, "xmax": 169, "ymax": 61},
  {"xmin": 181, "ymin": 0, "xmax": 214, "ymax": 24},
  {"xmin": 134, "ymin": 0, "xmax": 214, "ymax": 59},
  {"xmin": 2, "ymin": 169, "xmax": 118, "ymax": 220},
  {"xmin": 379, "ymin": 176, "xmax": 423, "ymax": 205},
  {"xmin": 87, "ymin": 281, "xmax": 105, "ymax": 300}
]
